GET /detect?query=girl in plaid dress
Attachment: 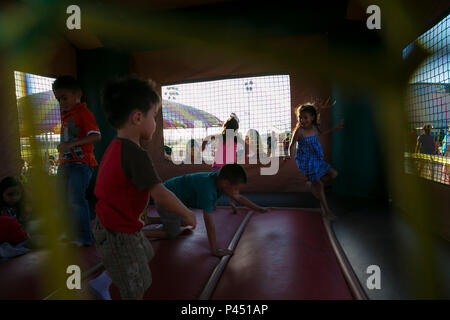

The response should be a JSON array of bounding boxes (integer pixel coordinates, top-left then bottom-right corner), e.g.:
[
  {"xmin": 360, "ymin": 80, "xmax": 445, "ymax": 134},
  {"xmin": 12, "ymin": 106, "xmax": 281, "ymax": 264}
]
[{"xmin": 286, "ymin": 104, "xmax": 344, "ymax": 220}]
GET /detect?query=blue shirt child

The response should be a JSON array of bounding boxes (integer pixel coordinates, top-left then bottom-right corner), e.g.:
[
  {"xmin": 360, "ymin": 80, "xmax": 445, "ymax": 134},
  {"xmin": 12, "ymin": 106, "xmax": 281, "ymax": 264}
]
[{"xmin": 157, "ymin": 172, "xmax": 223, "ymax": 237}]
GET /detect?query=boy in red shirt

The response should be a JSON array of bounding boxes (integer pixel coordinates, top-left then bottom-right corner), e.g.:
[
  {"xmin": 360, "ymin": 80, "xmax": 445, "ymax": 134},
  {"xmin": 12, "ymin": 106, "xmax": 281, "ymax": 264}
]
[
  {"xmin": 89, "ymin": 76, "xmax": 196, "ymax": 300},
  {"xmin": 53, "ymin": 75, "xmax": 101, "ymax": 247}
]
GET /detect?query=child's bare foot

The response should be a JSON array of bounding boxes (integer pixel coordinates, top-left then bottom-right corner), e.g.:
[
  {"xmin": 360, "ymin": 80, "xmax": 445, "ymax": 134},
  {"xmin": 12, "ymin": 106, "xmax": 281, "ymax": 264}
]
[
  {"xmin": 230, "ymin": 202, "xmax": 238, "ymax": 214},
  {"xmin": 213, "ymin": 248, "xmax": 233, "ymax": 257},
  {"xmin": 308, "ymin": 182, "xmax": 319, "ymax": 199},
  {"xmin": 180, "ymin": 226, "xmax": 194, "ymax": 235}
]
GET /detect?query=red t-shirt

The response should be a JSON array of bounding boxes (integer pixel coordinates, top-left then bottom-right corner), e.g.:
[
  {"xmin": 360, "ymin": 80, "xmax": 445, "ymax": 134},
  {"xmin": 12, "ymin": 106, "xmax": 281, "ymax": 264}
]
[
  {"xmin": 94, "ymin": 138, "xmax": 161, "ymax": 233},
  {"xmin": 60, "ymin": 102, "xmax": 100, "ymax": 167}
]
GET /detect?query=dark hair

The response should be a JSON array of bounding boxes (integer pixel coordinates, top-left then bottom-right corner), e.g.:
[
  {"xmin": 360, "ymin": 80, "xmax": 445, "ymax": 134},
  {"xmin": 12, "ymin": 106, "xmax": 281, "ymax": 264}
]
[
  {"xmin": 219, "ymin": 114, "xmax": 240, "ymax": 150},
  {"xmin": 293, "ymin": 104, "xmax": 321, "ymax": 134},
  {"xmin": 0, "ymin": 177, "xmax": 25, "ymax": 222},
  {"xmin": 101, "ymin": 75, "xmax": 161, "ymax": 129},
  {"xmin": 217, "ymin": 164, "xmax": 247, "ymax": 185},
  {"xmin": 52, "ymin": 75, "xmax": 81, "ymax": 92},
  {"xmin": 164, "ymin": 145, "xmax": 172, "ymax": 155}
]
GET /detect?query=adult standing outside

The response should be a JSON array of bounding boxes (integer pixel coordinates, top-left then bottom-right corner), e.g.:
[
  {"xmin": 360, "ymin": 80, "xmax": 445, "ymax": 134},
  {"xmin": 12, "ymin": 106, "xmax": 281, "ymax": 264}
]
[{"xmin": 415, "ymin": 124, "xmax": 437, "ymax": 180}]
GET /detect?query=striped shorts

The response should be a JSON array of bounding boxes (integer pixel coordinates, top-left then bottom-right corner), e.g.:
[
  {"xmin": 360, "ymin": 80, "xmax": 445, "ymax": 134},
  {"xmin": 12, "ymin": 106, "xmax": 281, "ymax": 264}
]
[{"xmin": 92, "ymin": 216, "xmax": 154, "ymax": 299}]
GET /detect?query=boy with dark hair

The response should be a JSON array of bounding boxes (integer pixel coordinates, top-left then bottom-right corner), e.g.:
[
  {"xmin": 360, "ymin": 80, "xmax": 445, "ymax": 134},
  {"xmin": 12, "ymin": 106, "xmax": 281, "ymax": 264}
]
[
  {"xmin": 144, "ymin": 163, "xmax": 268, "ymax": 257},
  {"xmin": 53, "ymin": 75, "xmax": 101, "ymax": 247},
  {"xmin": 89, "ymin": 75, "xmax": 196, "ymax": 300}
]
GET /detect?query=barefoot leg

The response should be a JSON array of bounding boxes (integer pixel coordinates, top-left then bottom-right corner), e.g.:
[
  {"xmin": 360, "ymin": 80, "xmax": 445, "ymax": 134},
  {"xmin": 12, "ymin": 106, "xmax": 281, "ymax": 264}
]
[
  {"xmin": 145, "ymin": 216, "xmax": 162, "ymax": 225},
  {"xmin": 321, "ymin": 168, "xmax": 338, "ymax": 184},
  {"xmin": 308, "ymin": 181, "xmax": 319, "ymax": 199}
]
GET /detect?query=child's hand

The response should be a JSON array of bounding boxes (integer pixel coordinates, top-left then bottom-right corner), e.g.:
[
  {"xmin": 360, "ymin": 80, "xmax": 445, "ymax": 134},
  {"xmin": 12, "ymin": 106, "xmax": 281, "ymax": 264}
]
[
  {"xmin": 57, "ymin": 141, "xmax": 73, "ymax": 153},
  {"xmin": 335, "ymin": 119, "xmax": 344, "ymax": 131},
  {"xmin": 184, "ymin": 211, "xmax": 197, "ymax": 230},
  {"xmin": 282, "ymin": 156, "xmax": 291, "ymax": 161},
  {"xmin": 213, "ymin": 248, "xmax": 233, "ymax": 257}
]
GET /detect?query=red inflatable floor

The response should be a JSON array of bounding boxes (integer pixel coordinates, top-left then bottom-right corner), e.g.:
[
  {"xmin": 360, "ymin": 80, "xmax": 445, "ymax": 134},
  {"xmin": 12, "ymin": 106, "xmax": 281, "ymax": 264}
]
[
  {"xmin": 0, "ymin": 244, "xmax": 102, "ymax": 299},
  {"xmin": 105, "ymin": 208, "xmax": 353, "ymax": 300},
  {"xmin": 0, "ymin": 208, "xmax": 354, "ymax": 300}
]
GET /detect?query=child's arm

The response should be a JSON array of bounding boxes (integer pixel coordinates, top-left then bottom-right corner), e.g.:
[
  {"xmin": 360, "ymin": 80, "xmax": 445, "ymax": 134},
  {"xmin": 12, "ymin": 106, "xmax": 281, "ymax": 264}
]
[
  {"xmin": 58, "ymin": 133, "xmax": 101, "ymax": 153},
  {"xmin": 319, "ymin": 119, "xmax": 344, "ymax": 136},
  {"xmin": 415, "ymin": 138, "xmax": 421, "ymax": 154},
  {"xmin": 150, "ymin": 184, "xmax": 197, "ymax": 229},
  {"xmin": 201, "ymin": 140, "xmax": 208, "ymax": 152},
  {"xmin": 203, "ymin": 210, "xmax": 233, "ymax": 257},
  {"xmin": 228, "ymin": 193, "xmax": 269, "ymax": 213}
]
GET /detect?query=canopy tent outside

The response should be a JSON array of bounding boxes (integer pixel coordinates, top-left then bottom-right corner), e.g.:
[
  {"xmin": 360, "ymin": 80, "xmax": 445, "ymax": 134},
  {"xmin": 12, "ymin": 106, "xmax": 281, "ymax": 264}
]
[
  {"xmin": 16, "ymin": 93, "xmax": 225, "ymax": 133},
  {"xmin": 162, "ymin": 99, "xmax": 224, "ymax": 162},
  {"xmin": 162, "ymin": 99, "xmax": 223, "ymax": 129}
]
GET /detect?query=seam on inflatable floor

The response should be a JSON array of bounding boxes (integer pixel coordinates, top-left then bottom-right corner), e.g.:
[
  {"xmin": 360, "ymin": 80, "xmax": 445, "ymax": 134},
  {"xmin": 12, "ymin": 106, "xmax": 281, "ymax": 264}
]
[
  {"xmin": 198, "ymin": 210, "xmax": 255, "ymax": 300},
  {"xmin": 322, "ymin": 217, "xmax": 368, "ymax": 300}
]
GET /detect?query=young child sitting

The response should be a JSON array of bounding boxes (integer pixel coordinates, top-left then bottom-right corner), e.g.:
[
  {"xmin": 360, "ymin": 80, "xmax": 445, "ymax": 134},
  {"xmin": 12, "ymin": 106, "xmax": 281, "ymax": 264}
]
[
  {"xmin": 143, "ymin": 163, "xmax": 269, "ymax": 257},
  {"xmin": 88, "ymin": 75, "xmax": 196, "ymax": 300},
  {"xmin": 0, "ymin": 177, "xmax": 32, "ymax": 258}
]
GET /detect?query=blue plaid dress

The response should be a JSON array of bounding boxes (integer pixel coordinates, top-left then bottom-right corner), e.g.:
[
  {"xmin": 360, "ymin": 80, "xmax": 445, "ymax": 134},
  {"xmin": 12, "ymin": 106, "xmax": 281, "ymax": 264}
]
[{"xmin": 295, "ymin": 127, "xmax": 331, "ymax": 183}]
